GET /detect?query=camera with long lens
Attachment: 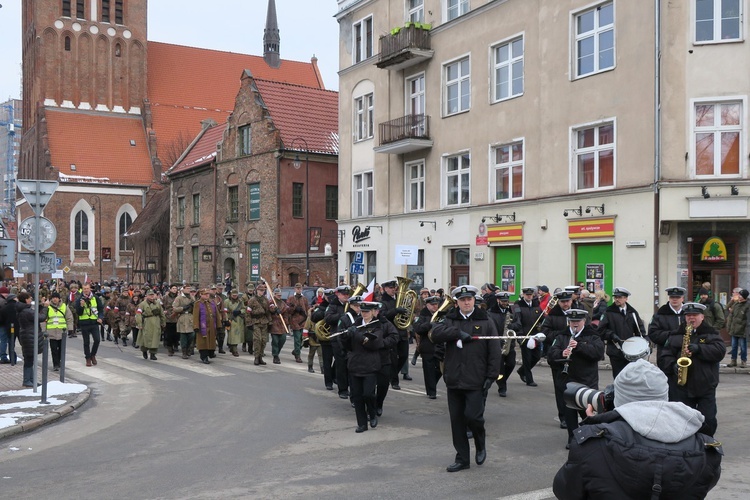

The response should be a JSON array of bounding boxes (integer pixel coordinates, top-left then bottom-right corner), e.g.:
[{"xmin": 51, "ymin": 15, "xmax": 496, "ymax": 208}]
[{"xmin": 563, "ymin": 382, "xmax": 615, "ymax": 413}]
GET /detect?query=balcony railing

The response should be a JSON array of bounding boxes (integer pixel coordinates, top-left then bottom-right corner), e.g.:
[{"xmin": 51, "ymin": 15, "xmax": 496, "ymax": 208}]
[
  {"xmin": 376, "ymin": 25, "xmax": 433, "ymax": 70},
  {"xmin": 379, "ymin": 114, "xmax": 430, "ymax": 145}
]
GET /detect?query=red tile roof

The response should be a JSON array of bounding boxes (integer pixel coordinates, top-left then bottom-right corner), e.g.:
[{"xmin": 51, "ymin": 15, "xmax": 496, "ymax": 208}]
[
  {"xmin": 253, "ymin": 79, "xmax": 339, "ymax": 155},
  {"xmin": 170, "ymin": 125, "xmax": 225, "ymax": 175},
  {"xmin": 45, "ymin": 109, "xmax": 154, "ymax": 185}
]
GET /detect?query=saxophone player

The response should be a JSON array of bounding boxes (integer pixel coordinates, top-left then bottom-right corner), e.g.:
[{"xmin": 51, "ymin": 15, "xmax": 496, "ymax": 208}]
[
  {"xmin": 660, "ymin": 302, "xmax": 725, "ymax": 436},
  {"xmin": 489, "ymin": 291, "xmax": 515, "ymax": 397}
]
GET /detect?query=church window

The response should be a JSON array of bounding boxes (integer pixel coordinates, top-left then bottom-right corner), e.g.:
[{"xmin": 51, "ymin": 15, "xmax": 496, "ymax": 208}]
[
  {"xmin": 76, "ymin": 0, "xmax": 86, "ymax": 20},
  {"xmin": 62, "ymin": 1, "xmax": 72, "ymax": 17},
  {"xmin": 101, "ymin": 0, "xmax": 111, "ymax": 23},
  {"xmin": 115, "ymin": 0, "xmax": 124, "ymax": 24},
  {"xmin": 75, "ymin": 210, "xmax": 89, "ymax": 250},
  {"xmin": 115, "ymin": 43, "xmax": 121, "ymax": 57},
  {"xmin": 65, "ymin": 36, "xmax": 71, "ymax": 51}
]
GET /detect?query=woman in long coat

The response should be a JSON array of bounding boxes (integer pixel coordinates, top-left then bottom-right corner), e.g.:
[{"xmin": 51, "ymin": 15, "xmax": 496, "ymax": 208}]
[{"xmin": 193, "ymin": 289, "xmax": 220, "ymax": 364}]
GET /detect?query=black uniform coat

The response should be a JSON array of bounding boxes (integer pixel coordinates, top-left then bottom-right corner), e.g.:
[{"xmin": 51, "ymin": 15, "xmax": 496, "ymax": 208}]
[
  {"xmin": 597, "ymin": 303, "xmax": 646, "ymax": 358},
  {"xmin": 660, "ymin": 322, "xmax": 725, "ymax": 398},
  {"xmin": 413, "ymin": 306, "xmax": 437, "ymax": 357},
  {"xmin": 547, "ymin": 324, "xmax": 605, "ymax": 389},
  {"xmin": 509, "ymin": 297, "xmax": 541, "ymax": 338},
  {"xmin": 541, "ymin": 305, "xmax": 571, "ymax": 349},
  {"xmin": 648, "ymin": 303, "xmax": 684, "ymax": 373},
  {"xmin": 380, "ymin": 292, "xmax": 408, "ymax": 340},
  {"xmin": 340, "ymin": 318, "xmax": 384, "ymax": 376},
  {"xmin": 430, "ymin": 307, "xmax": 502, "ymax": 390},
  {"xmin": 324, "ymin": 298, "xmax": 346, "ymax": 330}
]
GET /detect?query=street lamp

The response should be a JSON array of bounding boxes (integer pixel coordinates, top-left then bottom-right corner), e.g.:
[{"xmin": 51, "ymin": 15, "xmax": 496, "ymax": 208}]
[
  {"xmin": 90, "ymin": 195, "xmax": 103, "ymax": 285},
  {"xmin": 290, "ymin": 138, "xmax": 309, "ymax": 285}
]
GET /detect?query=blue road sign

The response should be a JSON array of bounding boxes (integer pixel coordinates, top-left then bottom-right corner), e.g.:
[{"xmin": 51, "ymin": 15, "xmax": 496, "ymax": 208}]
[
  {"xmin": 350, "ymin": 263, "xmax": 365, "ymax": 275},
  {"xmin": 353, "ymin": 251, "xmax": 364, "ymax": 264}
]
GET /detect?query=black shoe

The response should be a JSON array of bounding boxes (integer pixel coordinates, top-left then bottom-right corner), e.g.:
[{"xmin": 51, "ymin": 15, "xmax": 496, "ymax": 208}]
[
  {"xmin": 517, "ymin": 368, "xmax": 526, "ymax": 383},
  {"xmin": 526, "ymin": 382, "xmax": 538, "ymax": 387},
  {"xmin": 142, "ymin": 351, "xmax": 148, "ymax": 359},
  {"xmin": 355, "ymin": 425, "xmax": 368, "ymax": 433},
  {"xmin": 202, "ymin": 358, "xmax": 211, "ymax": 364},
  {"xmin": 134, "ymin": 344, "xmax": 139, "ymax": 349},
  {"xmin": 209, "ymin": 352, "xmax": 217, "ymax": 359},
  {"xmin": 565, "ymin": 442, "xmax": 571, "ymax": 450},
  {"xmin": 150, "ymin": 353, "xmax": 157, "ymax": 360},
  {"xmin": 0, "ymin": 359, "xmax": 9, "ymax": 364},
  {"xmin": 122, "ymin": 339, "xmax": 128, "ymax": 346},
  {"xmin": 53, "ymin": 366, "xmax": 60, "ymax": 372},
  {"xmin": 376, "ymin": 407, "xmax": 383, "ymax": 416},
  {"xmin": 219, "ymin": 349, "xmax": 226, "ymax": 354},
  {"xmin": 497, "ymin": 388, "xmax": 507, "ymax": 397},
  {"xmin": 402, "ymin": 374, "xmax": 412, "ymax": 381},
  {"xmin": 446, "ymin": 462, "xmax": 470, "ymax": 473},
  {"xmin": 339, "ymin": 393, "xmax": 349, "ymax": 399},
  {"xmin": 391, "ymin": 383, "xmax": 401, "ymax": 390},
  {"xmin": 428, "ymin": 394, "xmax": 436, "ymax": 399},
  {"xmin": 308, "ymin": 367, "xmax": 314, "ymax": 373},
  {"xmin": 369, "ymin": 417, "xmax": 378, "ymax": 428},
  {"xmin": 325, "ymin": 385, "xmax": 333, "ymax": 391},
  {"xmin": 476, "ymin": 447, "xmax": 486, "ymax": 465},
  {"xmin": 273, "ymin": 356, "xmax": 280, "ymax": 364},
  {"xmin": 560, "ymin": 420, "xmax": 568, "ymax": 429},
  {"xmin": 114, "ymin": 339, "xmax": 119, "ymax": 345}
]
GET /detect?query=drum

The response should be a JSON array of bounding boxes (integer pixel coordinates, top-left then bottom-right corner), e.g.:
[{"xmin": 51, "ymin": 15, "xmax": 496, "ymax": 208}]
[{"xmin": 621, "ymin": 336, "xmax": 650, "ymax": 362}]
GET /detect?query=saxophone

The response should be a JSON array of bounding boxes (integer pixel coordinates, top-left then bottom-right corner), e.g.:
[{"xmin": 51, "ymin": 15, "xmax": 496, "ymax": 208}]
[{"xmin": 676, "ymin": 323, "xmax": 694, "ymax": 386}]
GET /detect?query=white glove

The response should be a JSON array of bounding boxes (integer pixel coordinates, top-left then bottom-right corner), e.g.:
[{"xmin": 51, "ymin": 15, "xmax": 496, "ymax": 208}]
[
  {"xmin": 534, "ymin": 333, "xmax": 547, "ymax": 342},
  {"xmin": 527, "ymin": 338, "xmax": 536, "ymax": 349}
]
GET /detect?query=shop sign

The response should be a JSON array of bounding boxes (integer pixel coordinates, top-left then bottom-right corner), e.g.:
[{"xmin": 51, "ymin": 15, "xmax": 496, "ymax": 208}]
[
  {"xmin": 487, "ymin": 224, "xmax": 523, "ymax": 243},
  {"xmin": 476, "ymin": 235, "xmax": 488, "ymax": 246},
  {"xmin": 700, "ymin": 236, "xmax": 727, "ymax": 262},
  {"xmin": 568, "ymin": 218, "xmax": 615, "ymax": 239},
  {"xmin": 352, "ymin": 225, "xmax": 371, "ymax": 244}
]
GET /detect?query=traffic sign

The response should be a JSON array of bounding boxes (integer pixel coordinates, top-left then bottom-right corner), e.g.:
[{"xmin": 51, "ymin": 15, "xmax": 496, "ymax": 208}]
[
  {"xmin": 353, "ymin": 251, "xmax": 364, "ymax": 264},
  {"xmin": 17, "ymin": 252, "xmax": 57, "ymax": 274},
  {"xmin": 16, "ymin": 179, "xmax": 59, "ymax": 217},
  {"xmin": 350, "ymin": 262, "xmax": 365, "ymax": 275},
  {"xmin": 18, "ymin": 217, "xmax": 57, "ymax": 252},
  {"xmin": 0, "ymin": 239, "xmax": 15, "ymax": 263}
]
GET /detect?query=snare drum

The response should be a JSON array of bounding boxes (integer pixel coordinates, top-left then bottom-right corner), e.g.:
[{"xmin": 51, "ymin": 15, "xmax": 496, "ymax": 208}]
[{"xmin": 621, "ymin": 336, "xmax": 650, "ymax": 362}]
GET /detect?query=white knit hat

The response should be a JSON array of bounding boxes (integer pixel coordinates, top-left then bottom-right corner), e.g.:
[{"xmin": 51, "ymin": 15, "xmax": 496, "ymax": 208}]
[{"xmin": 614, "ymin": 359, "xmax": 669, "ymax": 407}]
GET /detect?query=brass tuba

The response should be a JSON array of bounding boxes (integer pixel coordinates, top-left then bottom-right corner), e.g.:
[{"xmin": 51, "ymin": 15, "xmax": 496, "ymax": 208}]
[
  {"xmin": 344, "ymin": 282, "xmax": 367, "ymax": 313},
  {"xmin": 676, "ymin": 323, "xmax": 694, "ymax": 386},
  {"xmin": 314, "ymin": 319, "xmax": 330, "ymax": 341},
  {"xmin": 393, "ymin": 276, "xmax": 418, "ymax": 330},
  {"xmin": 431, "ymin": 295, "xmax": 456, "ymax": 322}
]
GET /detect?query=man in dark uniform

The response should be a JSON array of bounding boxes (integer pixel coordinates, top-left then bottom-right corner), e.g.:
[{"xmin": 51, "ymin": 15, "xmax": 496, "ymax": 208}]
[
  {"xmin": 413, "ymin": 295, "xmax": 443, "ymax": 399},
  {"xmin": 660, "ymin": 302, "xmax": 725, "ymax": 436},
  {"xmin": 325, "ymin": 285, "xmax": 351, "ymax": 399},
  {"xmin": 648, "ymin": 285, "xmax": 685, "ymax": 395},
  {"xmin": 490, "ymin": 291, "xmax": 515, "ymax": 397},
  {"xmin": 542, "ymin": 290, "xmax": 575, "ymax": 427},
  {"xmin": 597, "ymin": 287, "xmax": 646, "ymax": 378},
  {"xmin": 379, "ymin": 279, "xmax": 410, "ymax": 390},
  {"xmin": 311, "ymin": 289, "xmax": 336, "ymax": 389},
  {"xmin": 547, "ymin": 309, "xmax": 605, "ymax": 448},
  {"xmin": 430, "ymin": 285, "xmax": 502, "ymax": 472},
  {"xmin": 509, "ymin": 286, "xmax": 542, "ymax": 387}
]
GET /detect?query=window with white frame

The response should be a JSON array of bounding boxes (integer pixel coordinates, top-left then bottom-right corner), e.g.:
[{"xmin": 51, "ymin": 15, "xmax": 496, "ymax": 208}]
[
  {"xmin": 119, "ymin": 212, "xmax": 132, "ymax": 251},
  {"xmin": 573, "ymin": 122, "xmax": 615, "ymax": 190},
  {"xmin": 354, "ymin": 93, "xmax": 374, "ymax": 141},
  {"xmin": 407, "ymin": 74, "xmax": 426, "ymax": 136},
  {"xmin": 493, "ymin": 37, "xmax": 524, "ymax": 102},
  {"xmin": 354, "ymin": 172, "xmax": 374, "ymax": 217},
  {"xmin": 444, "ymin": 153, "xmax": 471, "ymax": 206},
  {"xmin": 406, "ymin": 161, "xmax": 425, "ymax": 212},
  {"xmin": 408, "ymin": 0, "xmax": 424, "ymax": 23},
  {"xmin": 74, "ymin": 210, "xmax": 89, "ymax": 250},
  {"xmin": 695, "ymin": 0, "xmax": 742, "ymax": 42},
  {"xmin": 446, "ymin": 0, "xmax": 469, "ymax": 21},
  {"xmin": 694, "ymin": 100, "xmax": 741, "ymax": 177},
  {"xmin": 239, "ymin": 125, "xmax": 251, "ymax": 156},
  {"xmin": 492, "ymin": 142, "xmax": 524, "ymax": 200},
  {"xmin": 444, "ymin": 57, "xmax": 470, "ymax": 115},
  {"xmin": 574, "ymin": 2, "xmax": 614, "ymax": 78},
  {"xmin": 353, "ymin": 16, "xmax": 374, "ymax": 63}
]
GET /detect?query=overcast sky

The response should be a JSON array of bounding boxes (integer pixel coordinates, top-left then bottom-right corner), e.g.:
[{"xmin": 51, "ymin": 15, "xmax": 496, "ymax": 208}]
[{"xmin": 0, "ymin": 0, "xmax": 341, "ymax": 102}]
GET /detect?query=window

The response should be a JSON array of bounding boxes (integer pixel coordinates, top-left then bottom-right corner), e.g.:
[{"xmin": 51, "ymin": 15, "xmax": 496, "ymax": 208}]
[
  {"xmin": 248, "ymin": 183, "xmax": 261, "ymax": 220},
  {"xmin": 406, "ymin": 161, "xmax": 425, "ymax": 212},
  {"xmin": 76, "ymin": 0, "xmax": 86, "ymax": 19},
  {"xmin": 119, "ymin": 212, "xmax": 132, "ymax": 251},
  {"xmin": 445, "ymin": 57, "xmax": 470, "ymax": 115},
  {"xmin": 292, "ymin": 183, "xmax": 304, "ymax": 218},
  {"xmin": 192, "ymin": 193, "xmax": 200, "ymax": 225},
  {"xmin": 407, "ymin": 74, "xmax": 426, "ymax": 135},
  {"xmin": 114, "ymin": 43, "xmax": 121, "ymax": 57},
  {"xmin": 696, "ymin": 0, "xmax": 741, "ymax": 42},
  {"xmin": 493, "ymin": 37, "xmax": 524, "ymax": 102},
  {"xmin": 228, "ymin": 186, "xmax": 239, "ymax": 221},
  {"xmin": 444, "ymin": 153, "xmax": 470, "ymax": 207},
  {"xmin": 408, "ymin": 0, "xmax": 424, "ymax": 23},
  {"xmin": 63, "ymin": 0, "xmax": 72, "ymax": 17},
  {"xmin": 177, "ymin": 196, "xmax": 185, "ymax": 226},
  {"xmin": 239, "ymin": 125, "xmax": 251, "ymax": 156},
  {"xmin": 115, "ymin": 0, "xmax": 124, "ymax": 24},
  {"xmin": 354, "ymin": 172, "xmax": 374, "ymax": 217},
  {"xmin": 574, "ymin": 122, "xmax": 615, "ymax": 190},
  {"xmin": 447, "ymin": 0, "xmax": 469, "ymax": 21},
  {"xmin": 325, "ymin": 185, "xmax": 338, "ymax": 220},
  {"xmin": 74, "ymin": 210, "xmax": 88, "ymax": 250},
  {"xmin": 176, "ymin": 247, "xmax": 184, "ymax": 282},
  {"xmin": 353, "ymin": 16, "xmax": 374, "ymax": 63},
  {"xmin": 354, "ymin": 93, "xmax": 374, "ymax": 141},
  {"xmin": 492, "ymin": 142, "xmax": 524, "ymax": 201},
  {"xmin": 191, "ymin": 247, "xmax": 199, "ymax": 283},
  {"xmin": 64, "ymin": 36, "xmax": 71, "ymax": 52},
  {"xmin": 574, "ymin": 2, "xmax": 614, "ymax": 78},
  {"xmin": 101, "ymin": 0, "xmax": 111, "ymax": 23},
  {"xmin": 694, "ymin": 101, "xmax": 741, "ymax": 177}
]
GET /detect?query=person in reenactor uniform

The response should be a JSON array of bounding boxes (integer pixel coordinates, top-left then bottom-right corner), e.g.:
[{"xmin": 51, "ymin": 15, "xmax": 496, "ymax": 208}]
[
  {"xmin": 660, "ymin": 302, "xmax": 725, "ymax": 436},
  {"xmin": 223, "ymin": 289, "xmax": 245, "ymax": 357},
  {"xmin": 379, "ymin": 280, "xmax": 410, "ymax": 390},
  {"xmin": 269, "ymin": 288, "xmax": 289, "ymax": 364},
  {"xmin": 597, "ymin": 287, "xmax": 647, "ymax": 379},
  {"xmin": 210, "ymin": 285, "xmax": 227, "ymax": 354},
  {"xmin": 99, "ymin": 287, "xmax": 113, "ymax": 341},
  {"xmin": 430, "ymin": 285, "xmax": 502, "ymax": 472},
  {"xmin": 336, "ymin": 295, "xmax": 363, "ymax": 404},
  {"xmin": 114, "ymin": 289, "xmax": 133, "ymax": 346},
  {"xmin": 547, "ymin": 309, "xmax": 605, "ymax": 448},
  {"xmin": 542, "ymin": 290, "xmax": 575, "ymax": 427},
  {"xmin": 285, "ymin": 283, "xmax": 309, "ymax": 363},
  {"xmin": 326, "ymin": 285, "xmax": 352, "ymax": 398},
  {"xmin": 173, "ymin": 285, "xmax": 195, "ymax": 359},
  {"xmin": 130, "ymin": 289, "xmax": 144, "ymax": 348},
  {"xmin": 490, "ymin": 291, "xmax": 515, "ymax": 398},
  {"xmin": 104, "ymin": 289, "xmax": 120, "ymax": 343},
  {"xmin": 162, "ymin": 284, "xmax": 181, "ymax": 356},
  {"xmin": 509, "ymin": 286, "xmax": 543, "ymax": 387},
  {"xmin": 193, "ymin": 288, "xmax": 220, "ymax": 364},
  {"xmin": 246, "ymin": 282, "xmax": 273, "ymax": 365},
  {"xmin": 648, "ymin": 285, "xmax": 685, "ymax": 394},
  {"xmin": 45, "ymin": 291, "xmax": 74, "ymax": 371},
  {"xmin": 241, "ymin": 282, "xmax": 255, "ymax": 354},
  {"xmin": 413, "ymin": 295, "xmax": 443, "ymax": 399},
  {"xmin": 135, "ymin": 289, "xmax": 166, "ymax": 361}
]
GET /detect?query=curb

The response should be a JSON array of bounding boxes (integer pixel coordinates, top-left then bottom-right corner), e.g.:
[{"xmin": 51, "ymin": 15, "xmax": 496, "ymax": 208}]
[{"xmin": 0, "ymin": 387, "xmax": 91, "ymax": 441}]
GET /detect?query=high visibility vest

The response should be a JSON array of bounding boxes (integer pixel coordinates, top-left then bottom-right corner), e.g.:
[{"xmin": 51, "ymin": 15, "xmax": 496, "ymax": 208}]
[
  {"xmin": 47, "ymin": 303, "xmax": 68, "ymax": 330},
  {"xmin": 79, "ymin": 295, "xmax": 99, "ymax": 320}
]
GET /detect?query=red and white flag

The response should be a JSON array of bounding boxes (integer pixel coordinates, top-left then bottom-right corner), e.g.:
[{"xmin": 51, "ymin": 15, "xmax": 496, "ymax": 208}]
[{"xmin": 361, "ymin": 278, "xmax": 376, "ymax": 302}]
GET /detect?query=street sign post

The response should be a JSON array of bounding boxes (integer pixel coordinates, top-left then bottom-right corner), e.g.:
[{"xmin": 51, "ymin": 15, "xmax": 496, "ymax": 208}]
[
  {"xmin": 0, "ymin": 238, "xmax": 16, "ymax": 264},
  {"xmin": 350, "ymin": 262, "xmax": 365, "ymax": 275},
  {"xmin": 17, "ymin": 252, "xmax": 57, "ymax": 274},
  {"xmin": 18, "ymin": 216, "xmax": 56, "ymax": 252},
  {"xmin": 16, "ymin": 180, "xmax": 59, "ymax": 217}
]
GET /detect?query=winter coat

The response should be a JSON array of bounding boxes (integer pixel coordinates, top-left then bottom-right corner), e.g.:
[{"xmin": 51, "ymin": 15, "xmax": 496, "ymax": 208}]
[
  {"xmin": 430, "ymin": 307, "xmax": 502, "ymax": 390},
  {"xmin": 172, "ymin": 293, "xmax": 195, "ymax": 334},
  {"xmin": 553, "ymin": 402, "xmax": 722, "ymax": 499},
  {"xmin": 541, "ymin": 305, "xmax": 573, "ymax": 349},
  {"xmin": 660, "ymin": 321, "xmax": 725, "ymax": 398},
  {"xmin": 547, "ymin": 324, "xmax": 604, "ymax": 389},
  {"xmin": 380, "ymin": 292, "xmax": 408, "ymax": 339},
  {"xmin": 509, "ymin": 298, "xmax": 542, "ymax": 341},
  {"xmin": 246, "ymin": 294, "xmax": 272, "ymax": 326},
  {"xmin": 223, "ymin": 297, "xmax": 246, "ymax": 344},
  {"xmin": 18, "ymin": 302, "xmax": 46, "ymax": 359},
  {"xmin": 341, "ymin": 318, "xmax": 384, "ymax": 376},
  {"xmin": 725, "ymin": 299, "xmax": 749, "ymax": 338},
  {"xmin": 135, "ymin": 299, "xmax": 166, "ymax": 349},
  {"xmin": 413, "ymin": 306, "xmax": 438, "ymax": 358},
  {"xmin": 648, "ymin": 303, "xmax": 684, "ymax": 374},
  {"xmin": 162, "ymin": 291, "xmax": 180, "ymax": 324},
  {"xmin": 269, "ymin": 299, "xmax": 288, "ymax": 335},
  {"xmin": 285, "ymin": 293, "xmax": 309, "ymax": 330},
  {"xmin": 193, "ymin": 299, "xmax": 219, "ymax": 351},
  {"xmin": 700, "ymin": 298, "xmax": 725, "ymax": 330},
  {"xmin": 598, "ymin": 303, "xmax": 646, "ymax": 359}
]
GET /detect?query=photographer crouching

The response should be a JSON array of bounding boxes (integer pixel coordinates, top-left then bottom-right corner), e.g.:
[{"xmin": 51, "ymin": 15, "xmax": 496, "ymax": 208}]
[{"xmin": 553, "ymin": 359, "xmax": 722, "ymax": 499}]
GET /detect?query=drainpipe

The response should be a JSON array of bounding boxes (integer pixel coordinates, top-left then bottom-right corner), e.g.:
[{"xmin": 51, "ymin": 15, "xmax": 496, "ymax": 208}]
[{"xmin": 652, "ymin": 0, "xmax": 662, "ymax": 313}]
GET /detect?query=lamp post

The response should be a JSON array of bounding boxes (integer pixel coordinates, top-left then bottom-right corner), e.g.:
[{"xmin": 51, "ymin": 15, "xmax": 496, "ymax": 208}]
[
  {"xmin": 290, "ymin": 138, "xmax": 309, "ymax": 285},
  {"xmin": 90, "ymin": 195, "xmax": 103, "ymax": 285}
]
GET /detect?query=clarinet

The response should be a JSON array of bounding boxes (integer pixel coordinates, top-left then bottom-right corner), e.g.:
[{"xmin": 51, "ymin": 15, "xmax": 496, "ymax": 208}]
[{"xmin": 561, "ymin": 336, "xmax": 577, "ymax": 375}]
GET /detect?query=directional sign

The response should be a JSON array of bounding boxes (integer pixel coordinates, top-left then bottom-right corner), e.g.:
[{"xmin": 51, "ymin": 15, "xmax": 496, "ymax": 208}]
[
  {"xmin": 350, "ymin": 262, "xmax": 365, "ymax": 275},
  {"xmin": 18, "ymin": 217, "xmax": 57, "ymax": 252},
  {"xmin": 353, "ymin": 251, "xmax": 364, "ymax": 265},
  {"xmin": 16, "ymin": 179, "xmax": 59, "ymax": 217},
  {"xmin": 17, "ymin": 252, "xmax": 57, "ymax": 274},
  {"xmin": 0, "ymin": 239, "xmax": 15, "ymax": 263}
]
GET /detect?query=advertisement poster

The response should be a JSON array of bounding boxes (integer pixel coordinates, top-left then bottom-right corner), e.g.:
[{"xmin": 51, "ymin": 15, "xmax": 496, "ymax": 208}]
[
  {"xmin": 586, "ymin": 263, "xmax": 605, "ymax": 293},
  {"xmin": 501, "ymin": 265, "xmax": 516, "ymax": 294}
]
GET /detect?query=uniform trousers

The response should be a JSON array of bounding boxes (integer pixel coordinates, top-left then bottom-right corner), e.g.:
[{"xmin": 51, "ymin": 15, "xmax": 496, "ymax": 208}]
[
  {"xmin": 350, "ymin": 373, "xmax": 377, "ymax": 427},
  {"xmin": 446, "ymin": 387, "xmax": 486, "ymax": 465},
  {"xmin": 518, "ymin": 343, "xmax": 541, "ymax": 383},
  {"xmin": 320, "ymin": 342, "xmax": 335, "ymax": 388},
  {"xmin": 609, "ymin": 354, "xmax": 630, "ymax": 379},
  {"xmin": 495, "ymin": 350, "xmax": 517, "ymax": 392},
  {"xmin": 164, "ymin": 322, "xmax": 179, "ymax": 349},
  {"xmin": 307, "ymin": 344, "xmax": 323, "ymax": 371},
  {"xmin": 253, "ymin": 323, "xmax": 268, "ymax": 357},
  {"xmin": 271, "ymin": 333, "xmax": 286, "ymax": 357},
  {"xmin": 80, "ymin": 322, "xmax": 100, "ymax": 360},
  {"xmin": 421, "ymin": 355, "xmax": 442, "ymax": 397},
  {"xmin": 332, "ymin": 340, "xmax": 349, "ymax": 394},
  {"xmin": 291, "ymin": 329, "xmax": 303, "ymax": 357},
  {"xmin": 551, "ymin": 368, "xmax": 566, "ymax": 421},
  {"xmin": 390, "ymin": 337, "xmax": 409, "ymax": 384},
  {"xmin": 675, "ymin": 389, "xmax": 718, "ymax": 437},
  {"xmin": 375, "ymin": 363, "xmax": 391, "ymax": 410}
]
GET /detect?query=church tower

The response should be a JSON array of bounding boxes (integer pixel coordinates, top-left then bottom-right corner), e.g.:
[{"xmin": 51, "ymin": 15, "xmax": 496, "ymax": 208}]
[{"xmin": 263, "ymin": 0, "xmax": 281, "ymax": 68}]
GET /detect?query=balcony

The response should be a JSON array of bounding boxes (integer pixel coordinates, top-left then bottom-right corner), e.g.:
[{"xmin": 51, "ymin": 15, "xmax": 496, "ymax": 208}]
[
  {"xmin": 374, "ymin": 114, "xmax": 433, "ymax": 155},
  {"xmin": 375, "ymin": 24, "xmax": 434, "ymax": 71}
]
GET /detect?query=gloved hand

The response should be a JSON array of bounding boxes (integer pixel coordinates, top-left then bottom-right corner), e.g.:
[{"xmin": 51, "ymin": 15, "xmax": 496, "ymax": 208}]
[
  {"xmin": 232, "ymin": 309, "xmax": 241, "ymax": 318},
  {"xmin": 346, "ymin": 325, "xmax": 358, "ymax": 335},
  {"xmin": 395, "ymin": 307, "xmax": 409, "ymax": 315},
  {"xmin": 610, "ymin": 334, "xmax": 622, "ymax": 344},
  {"xmin": 482, "ymin": 377, "xmax": 494, "ymax": 392},
  {"xmin": 459, "ymin": 331, "xmax": 473, "ymax": 343},
  {"xmin": 687, "ymin": 343, "xmax": 701, "ymax": 355}
]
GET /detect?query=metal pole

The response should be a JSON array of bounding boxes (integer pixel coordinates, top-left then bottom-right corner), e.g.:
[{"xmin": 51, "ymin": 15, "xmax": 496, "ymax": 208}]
[
  {"xmin": 305, "ymin": 150, "xmax": 310, "ymax": 286},
  {"xmin": 32, "ymin": 181, "xmax": 40, "ymax": 393}
]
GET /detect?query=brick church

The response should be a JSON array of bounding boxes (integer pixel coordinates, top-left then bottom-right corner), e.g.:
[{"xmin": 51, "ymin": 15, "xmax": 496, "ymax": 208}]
[{"xmin": 19, "ymin": 0, "xmax": 335, "ymax": 285}]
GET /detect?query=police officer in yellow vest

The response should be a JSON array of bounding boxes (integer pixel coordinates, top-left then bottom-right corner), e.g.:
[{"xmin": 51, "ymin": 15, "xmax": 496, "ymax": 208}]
[{"xmin": 46, "ymin": 291, "xmax": 74, "ymax": 371}]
